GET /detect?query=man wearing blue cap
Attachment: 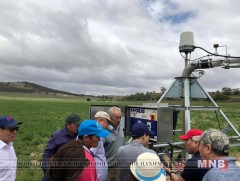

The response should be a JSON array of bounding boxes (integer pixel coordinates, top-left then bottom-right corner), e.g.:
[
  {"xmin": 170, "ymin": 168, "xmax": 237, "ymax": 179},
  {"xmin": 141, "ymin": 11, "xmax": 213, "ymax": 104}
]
[
  {"xmin": 76, "ymin": 120, "xmax": 110, "ymax": 181},
  {"xmin": 116, "ymin": 122, "xmax": 157, "ymax": 181},
  {"xmin": 0, "ymin": 115, "xmax": 22, "ymax": 181}
]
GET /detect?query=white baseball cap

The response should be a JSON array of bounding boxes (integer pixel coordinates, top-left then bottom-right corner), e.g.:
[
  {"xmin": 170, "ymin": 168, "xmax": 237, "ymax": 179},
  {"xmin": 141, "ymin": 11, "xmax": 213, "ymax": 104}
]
[{"xmin": 94, "ymin": 111, "xmax": 111, "ymax": 122}]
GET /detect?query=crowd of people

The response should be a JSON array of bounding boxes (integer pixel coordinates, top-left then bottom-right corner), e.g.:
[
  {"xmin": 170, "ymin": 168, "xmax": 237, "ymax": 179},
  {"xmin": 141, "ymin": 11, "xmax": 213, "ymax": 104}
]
[{"xmin": 1, "ymin": 107, "xmax": 240, "ymax": 181}]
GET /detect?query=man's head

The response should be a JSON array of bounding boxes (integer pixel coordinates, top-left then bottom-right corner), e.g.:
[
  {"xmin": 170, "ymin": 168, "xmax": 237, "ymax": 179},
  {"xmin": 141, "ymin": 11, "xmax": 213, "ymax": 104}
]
[
  {"xmin": 65, "ymin": 114, "xmax": 82, "ymax": 136},
  {"xmin": 179, "ymin": 129, "xmax": 203, "ymax": 154},
  {"xmin": 94, "ymin": 111, "xmax": 111, "ymax": 129},
  {"xmin": 107, "ymin": 106, "xmax": 122, "ymax": 128},
  {"xmin": 0, "ymin": 115, "xmax": 22, "ymax": 143},
  {"xmin": 199, "ymin": 128, "xmax": 230, "ymax": 159},
  {"xmin": 131, "ymin": 122, "xmax": 155, "ymax": 146},
  {"xmin": 78, "ymin": 120, "xmax": 110, "ymax": 148}
]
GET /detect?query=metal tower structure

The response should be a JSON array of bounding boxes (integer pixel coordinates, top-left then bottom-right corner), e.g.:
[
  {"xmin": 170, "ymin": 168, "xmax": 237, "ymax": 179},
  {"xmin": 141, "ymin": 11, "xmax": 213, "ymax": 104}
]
[{"xmin": 157, "ymin": 32, "xmax": 240, "ymax": 158}]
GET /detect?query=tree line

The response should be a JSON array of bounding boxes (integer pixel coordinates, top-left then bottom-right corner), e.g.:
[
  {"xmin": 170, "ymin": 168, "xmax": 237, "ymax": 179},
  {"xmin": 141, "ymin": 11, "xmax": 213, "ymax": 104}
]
[
  {"xmin": 209, "ymin": 87, "xmax": 240, "ymax": 101},
  {"xmin": 121, "ymin": 87, "xmax": 240, "ymax": 101}
]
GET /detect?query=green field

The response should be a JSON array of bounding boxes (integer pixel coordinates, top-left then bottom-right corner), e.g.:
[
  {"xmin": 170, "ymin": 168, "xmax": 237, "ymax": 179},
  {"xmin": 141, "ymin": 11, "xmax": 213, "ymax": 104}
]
[{"xmin": 1, "ymin": 95, "xmax": 240, "ymax": 180}]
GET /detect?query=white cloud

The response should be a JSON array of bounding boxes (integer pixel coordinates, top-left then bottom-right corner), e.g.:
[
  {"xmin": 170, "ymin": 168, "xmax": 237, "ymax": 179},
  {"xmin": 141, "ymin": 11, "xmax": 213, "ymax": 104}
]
[{"xmin": 0, "ymin": 0, "xmax": 240, "ymax": 95}]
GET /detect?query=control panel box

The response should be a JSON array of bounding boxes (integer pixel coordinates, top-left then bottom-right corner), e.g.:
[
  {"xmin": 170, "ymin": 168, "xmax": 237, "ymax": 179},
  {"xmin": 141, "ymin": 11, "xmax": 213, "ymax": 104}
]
[{"xmin": 127, "ymin": 105, "xmax": 173, "ymax": 142}]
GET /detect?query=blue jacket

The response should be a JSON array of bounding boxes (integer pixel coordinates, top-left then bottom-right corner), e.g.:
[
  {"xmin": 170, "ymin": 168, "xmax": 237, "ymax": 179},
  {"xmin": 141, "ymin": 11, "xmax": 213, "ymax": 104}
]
[{"xmin": 41, "ymin": 127, "xmax": 77, "ymax": 172}]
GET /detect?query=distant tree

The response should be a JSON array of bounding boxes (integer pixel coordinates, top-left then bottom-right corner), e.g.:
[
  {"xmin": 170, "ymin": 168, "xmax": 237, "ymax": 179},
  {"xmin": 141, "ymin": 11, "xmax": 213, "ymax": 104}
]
[
  {"xmin": 86, "ymin": 98, "xmax": 91, "ymax": 101},
  {"xmin": 221, "ymin": 87, "xmax": 232, "ymax": 95},
  {"xmin": 211, "ymin": 90, "xmax": 230, "ymax": 100},
  {"xmin": 160, "ymin": 87, "xmax": 166, "ymax": 94},
  {"xmin": 232, "ymin": 88, "xmax": 240, "ymax": 95},
  {"xmin": 145, "ymin": 92, "xmax": 151, "ymax": 100}
]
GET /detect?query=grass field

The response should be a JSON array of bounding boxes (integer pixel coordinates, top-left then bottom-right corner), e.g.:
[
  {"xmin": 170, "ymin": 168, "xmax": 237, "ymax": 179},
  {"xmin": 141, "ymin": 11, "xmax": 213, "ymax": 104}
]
[{"xmin": 0, "ymin": 95, "xmax": 240, "ymax": 180}]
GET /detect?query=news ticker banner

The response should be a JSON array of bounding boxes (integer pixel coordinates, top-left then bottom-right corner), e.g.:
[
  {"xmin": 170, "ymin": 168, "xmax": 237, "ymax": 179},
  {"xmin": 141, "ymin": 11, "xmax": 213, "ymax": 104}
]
[{"xmin": 1, "ymin": 158, "xmax": 238, "ymax": 170}]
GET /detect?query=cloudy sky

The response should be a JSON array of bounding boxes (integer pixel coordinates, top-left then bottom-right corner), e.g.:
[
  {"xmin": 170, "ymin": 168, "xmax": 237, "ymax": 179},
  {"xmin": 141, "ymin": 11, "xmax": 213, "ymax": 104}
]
[{"xmin": 1, "ymin": 0, "xmax": 240, "ymax": 96}]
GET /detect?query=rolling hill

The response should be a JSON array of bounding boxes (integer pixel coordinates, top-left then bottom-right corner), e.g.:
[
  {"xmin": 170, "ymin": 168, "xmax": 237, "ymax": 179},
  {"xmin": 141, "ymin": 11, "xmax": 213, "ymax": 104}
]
[{"xmin": 0, "ymin": 81, "xmax": 89, "ymax": 97}]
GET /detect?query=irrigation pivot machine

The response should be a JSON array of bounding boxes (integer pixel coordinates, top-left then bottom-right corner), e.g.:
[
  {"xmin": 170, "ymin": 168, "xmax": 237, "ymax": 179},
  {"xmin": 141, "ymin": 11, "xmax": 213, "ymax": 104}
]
[
  {"xmin": 155, "ymin": 32, "xmax": 240, "ymax": 159},
  {"xmin": 90, "ymin": 32, "xmax": 240, "ymax": 161}
]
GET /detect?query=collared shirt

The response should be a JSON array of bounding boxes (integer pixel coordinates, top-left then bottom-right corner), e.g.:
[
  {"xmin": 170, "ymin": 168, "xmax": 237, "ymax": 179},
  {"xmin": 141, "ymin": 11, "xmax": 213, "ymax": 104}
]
[
  {"xmin": 116, "ymin": 140, "xmax": 156, "ymax": 181},
  {"xmin": 181, "ymin": 151, "xmax": 209, "ymax": 181},
  {"xmin": 0, "ymin": 140, "xmax": 17, "ymax": 181},
  {"xmin": 76, "ymin": 146, "xmax": 97, "ymax": 181},
  {"xmin": 202, "ymin": 158, "xmax": 240, "ymax": 181},
  {"xmin": 103, "ymin": 124, "xmax": 125, "ymax": 167},
  {"xmin": 42, "ymin": 127, "xmax": 77, "ymax": 171},
  {"xmin": 91, "ymin": 139, "xmax": 108, "ymax": 181}
]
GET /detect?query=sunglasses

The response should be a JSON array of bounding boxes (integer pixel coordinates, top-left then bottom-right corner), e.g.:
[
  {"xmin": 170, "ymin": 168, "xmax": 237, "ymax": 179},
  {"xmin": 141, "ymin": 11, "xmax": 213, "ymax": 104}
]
[{"xmin": 1, "ymin": 126, "xmax": 19, "ymax": 132}]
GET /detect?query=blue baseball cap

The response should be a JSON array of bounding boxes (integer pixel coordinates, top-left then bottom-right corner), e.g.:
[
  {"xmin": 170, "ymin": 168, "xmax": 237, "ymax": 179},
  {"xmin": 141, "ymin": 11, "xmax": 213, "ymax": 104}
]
[
  {"xmin": 131, "ymin": 122, "xmax": 155, "ymax": 138},
  {"xmin": 78, "ymin": 120, "xmax": 110, "ymax": 138},
  {"xmin": 0, "ymin": 115, "xmax": 22, "ymax": 127}
]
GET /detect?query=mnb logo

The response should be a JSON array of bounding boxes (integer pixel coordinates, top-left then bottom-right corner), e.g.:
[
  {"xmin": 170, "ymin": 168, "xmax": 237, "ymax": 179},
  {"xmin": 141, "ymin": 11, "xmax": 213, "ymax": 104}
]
[{"xmin": 198, "ymin": 160, "xmax": 227, "ymax": 168}]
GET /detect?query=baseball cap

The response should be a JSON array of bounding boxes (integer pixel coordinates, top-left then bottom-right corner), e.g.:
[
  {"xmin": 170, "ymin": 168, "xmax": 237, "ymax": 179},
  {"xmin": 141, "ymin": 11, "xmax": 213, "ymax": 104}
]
[
  {"xmin": 179, "ymin": 129, "xmax": 203, "ymax": 141},
  {"xmin": 200, "ymin": 128, "xmax": 230, "ymax": 154},
  {"xmin": 0, "ymin": 115, "xmax": 22, "ymax": 127},
  {"xmin": 65, "ymin": 114, "xmax": 82, "ymax": 125},
  {"xmin": 78, "ymin": 120, "xmax": 110, "ymax": 138},
  {"xmin": 131, "ymin": 122, "xmax": 155, "ymax": 138},
  {"xmin": 94, "ymin": 111, "xmax": 111, "ymax": 122}
]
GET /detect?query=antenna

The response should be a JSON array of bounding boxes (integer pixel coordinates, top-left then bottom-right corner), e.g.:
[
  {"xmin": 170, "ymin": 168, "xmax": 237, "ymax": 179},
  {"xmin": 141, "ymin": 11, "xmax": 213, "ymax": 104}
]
[{"xmin": 179, "ymin": 32, "xmax": 195, "ymax": 54}]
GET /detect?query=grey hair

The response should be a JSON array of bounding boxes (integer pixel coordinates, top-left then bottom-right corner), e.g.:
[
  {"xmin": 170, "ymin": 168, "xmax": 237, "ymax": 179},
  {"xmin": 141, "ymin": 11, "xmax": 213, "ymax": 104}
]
[{"xmin": 107, "ymin": 106, "xmax": 121, "ymax": 116}]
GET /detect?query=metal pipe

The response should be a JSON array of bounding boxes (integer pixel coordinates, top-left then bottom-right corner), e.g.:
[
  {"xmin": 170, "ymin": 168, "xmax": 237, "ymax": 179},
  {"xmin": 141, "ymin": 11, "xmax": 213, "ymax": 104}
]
[
  {"xmin": 158, "ymin": 150, "xmax": 183, "ymax": 156},
  {"xmin": 153, "ymin": 141, "xmax": 184, "ymax": 148},
  {"xmin": 182, "ymin": 58, "xmax": 240, "ymax": 77},
  {"xmin": 182, "ymin": 59, "xmax": 222, "ymax": 77}
]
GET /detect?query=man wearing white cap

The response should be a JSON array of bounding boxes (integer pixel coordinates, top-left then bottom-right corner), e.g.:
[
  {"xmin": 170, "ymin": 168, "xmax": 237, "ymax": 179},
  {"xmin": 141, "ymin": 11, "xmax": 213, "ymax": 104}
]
[{"xmin": 91, "ymin": 111, "xmax": 111, "ymax": 181}]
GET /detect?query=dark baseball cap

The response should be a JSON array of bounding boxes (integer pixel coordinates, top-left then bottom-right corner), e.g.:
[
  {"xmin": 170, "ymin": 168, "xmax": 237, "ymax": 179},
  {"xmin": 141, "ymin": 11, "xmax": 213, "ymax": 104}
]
[
  {"xmin": 0, "ymin": 115, "xmax": 22, "ymax": 127},
  {"xmin": 131, "ymin": 122, "xmax": 155, "ymax": 138},
  {"xmin": 65, "ymin": 114, "xmax": 82, "ymax": 125}
]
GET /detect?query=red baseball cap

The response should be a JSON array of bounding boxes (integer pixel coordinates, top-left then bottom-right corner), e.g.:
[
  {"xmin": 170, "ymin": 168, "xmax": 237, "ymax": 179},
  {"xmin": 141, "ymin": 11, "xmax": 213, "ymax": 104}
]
[{"xmin": 179, "ymin": 129, "xmax": 203, "ymax": 140}]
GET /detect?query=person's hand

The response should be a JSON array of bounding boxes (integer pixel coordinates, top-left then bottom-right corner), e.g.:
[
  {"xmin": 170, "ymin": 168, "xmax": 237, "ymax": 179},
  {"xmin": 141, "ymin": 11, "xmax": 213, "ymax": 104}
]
[
  {"xmin": 174, "ymin": 162, "xmax": 185, "ymax": 172},
  {"xmin": 173, "ymin": 162, "xmax": 185, "ymax": 172},
  {"xmin": 163, "ymin": 166, "xmax": 172, "ymax": 175}
]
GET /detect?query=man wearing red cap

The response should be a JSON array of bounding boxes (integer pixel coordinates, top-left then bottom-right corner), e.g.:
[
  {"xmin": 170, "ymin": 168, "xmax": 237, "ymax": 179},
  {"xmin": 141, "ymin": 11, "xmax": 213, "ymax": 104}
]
[{"xmin": 165, "ymin": 129, "xmax": 209, "ymax": 181}]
